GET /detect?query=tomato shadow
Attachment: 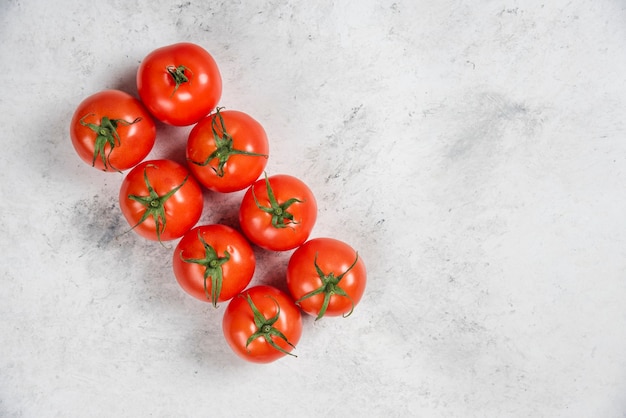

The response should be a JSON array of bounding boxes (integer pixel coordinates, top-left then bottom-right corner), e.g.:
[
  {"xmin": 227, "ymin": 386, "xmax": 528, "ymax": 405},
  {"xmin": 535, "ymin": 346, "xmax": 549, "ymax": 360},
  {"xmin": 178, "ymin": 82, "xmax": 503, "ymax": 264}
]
[
  {"xmin": 194, "ymin": 188, "xmax": 244, "ymax": 230},
  {"xmin": 146, "ymin": 121, "xmax": 191, "ymax": 167},
  {"xmin": 177, "ymin": 298, "xmax": 268, "ymax": 371},
  {"xmin": 43, "ymin": 61, "xmax": 143, "ymax": 186},
  {"xmin": 248, "ymin": 246, "xmax": 293, "ymax": 294},
  {"xmin": 36, "ymin": 96, "xmax": 92, "ymax": 184},
  {"xmin": 110, "ymin": 61, "xmax": 140, "ymax": 98}
]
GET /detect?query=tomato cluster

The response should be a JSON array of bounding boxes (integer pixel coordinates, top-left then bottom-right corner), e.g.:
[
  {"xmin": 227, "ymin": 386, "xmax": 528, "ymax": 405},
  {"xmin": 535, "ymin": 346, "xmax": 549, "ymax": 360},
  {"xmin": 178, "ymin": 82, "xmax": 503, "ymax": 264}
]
[{"xmin": 69, "ymin": 42, "xmax": 367, "ymax": 363}]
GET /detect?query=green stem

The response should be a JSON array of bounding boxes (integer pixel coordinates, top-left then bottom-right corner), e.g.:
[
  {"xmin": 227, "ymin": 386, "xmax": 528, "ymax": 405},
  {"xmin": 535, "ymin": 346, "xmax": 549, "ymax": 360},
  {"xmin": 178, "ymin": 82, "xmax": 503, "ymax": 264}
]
[
  {"xmin": 179, "ymin": 230, "xmax": 231, "ymax": 307},
  {"xmin": 127, "ymin": 164, "xmax": 188, "ymax": 243},
  {"xmin": 188, "ymin": 107, "xmax": 268, "ymax": 177},
  {"xmin": 79, "ymin": 113, "xmax": 141, "ymax": 171},
  {"xmin": 167, "ymin": 65, "xmax": 191, "ymax": 96},
  {"xmin": 252, "ymin": 173, "xmax": 302, "ymax": 228},
  {"xmin": 245, "ymin": 294, "xmax": 296, "ymax": 357},
  {"xmin": 296, "ymin": 252, "xmax": 360, "ymax": 320}
]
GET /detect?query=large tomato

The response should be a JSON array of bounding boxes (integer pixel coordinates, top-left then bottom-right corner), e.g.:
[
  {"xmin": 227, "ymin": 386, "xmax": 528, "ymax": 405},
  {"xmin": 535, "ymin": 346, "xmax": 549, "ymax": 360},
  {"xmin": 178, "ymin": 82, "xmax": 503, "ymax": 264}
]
[
  {"xmin": 222, "ymin": 285, "xmax": 302, "ymax": 363},
  {"xmin": 119, "ymin": 159, "xmax": 204, "ymax": 242},
  {"xmin": 172, "ymin": 224, "xmax": 255, "ymax": 307},
  {"xmin": 186, "ymin": 108, "xmax": 269, "ymax": 193},
  {"xmin": 238, "ymin": 174, "xmax": 317, "ymax": 251},
  {"xmin": 286, "ymin": 238, "xmax": 366, "ymax": 319},
  {"xmin": 137, "ymin": 42, "xmax": 222, "ymax": 126},
  {"xmin": 70, "ymin": 89, "xmax": 156, "ymax": 172}
]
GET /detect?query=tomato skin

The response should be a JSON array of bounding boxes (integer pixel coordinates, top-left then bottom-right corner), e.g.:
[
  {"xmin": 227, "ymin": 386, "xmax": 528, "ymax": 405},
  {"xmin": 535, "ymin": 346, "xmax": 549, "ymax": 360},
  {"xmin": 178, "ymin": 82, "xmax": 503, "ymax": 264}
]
[
  {"xmin": 239, "ymin": 175, "xmax": 317, "ymax": 251},
  {"xmin": 286, "ymin": 238, "xmax": 366, "ymax": 318},
  {"xmin": 186, "ymin": 109, "xmax": 269, "ymax": 193},
  {"xmin": 70, "ymin": 89, "xmax": 156, "ymax": 172},
  {"xmin": 137, "ymin": 42, "xmax": 222, "ymax": 126},
  {"xmin": 222, "ymin": 285, "xmax": 302, "ymax": 363},
  {"xmin": 119, "ymin": 159, "xmax": 204, "ymax": 241},
  {"xmin": 172, "ymin": 224, "xmax": 255, "ymax": 304}
]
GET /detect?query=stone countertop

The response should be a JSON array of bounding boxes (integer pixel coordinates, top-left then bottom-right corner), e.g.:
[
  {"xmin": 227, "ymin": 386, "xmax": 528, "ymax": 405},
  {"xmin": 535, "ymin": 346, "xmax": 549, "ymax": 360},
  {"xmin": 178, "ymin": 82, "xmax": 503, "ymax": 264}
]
[{"xmin": 1, "ymin": 1, "xmax": 625, "ymax": 416}]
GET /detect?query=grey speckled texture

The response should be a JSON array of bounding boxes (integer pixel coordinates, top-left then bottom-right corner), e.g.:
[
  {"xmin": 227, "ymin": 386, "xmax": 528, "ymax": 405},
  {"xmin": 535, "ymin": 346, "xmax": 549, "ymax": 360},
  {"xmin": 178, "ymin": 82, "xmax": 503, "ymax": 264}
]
[{"xmin": 2, "ymin": 0, "xmax": 626, "ymax": 416}]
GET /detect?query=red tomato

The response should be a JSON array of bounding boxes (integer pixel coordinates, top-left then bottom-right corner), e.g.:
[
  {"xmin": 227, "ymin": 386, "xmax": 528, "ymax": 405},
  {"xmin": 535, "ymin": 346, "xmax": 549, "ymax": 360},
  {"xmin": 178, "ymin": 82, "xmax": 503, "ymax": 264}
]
[
  {"xmin": 238, "ymin": 174, "xmax": 317, "ymax": 251},
  {"xmin": 70, "ymin": 89, "xmax": 156, "ymax": 172},
  {"xmin": 286, "ymin": 238, "xmax": 366, "ymax": 319},
  {"xmin": 186, "ymin": 108, "xmax": 269, "ymax": 193},
  {"xmin": 222, "ymin": 285, "xmax": 302, "ymax": 363},
  {"xmin": 137, "ymin": 42, "xmax": 222, "ymax": 126},
  {"xmin": 172, "ymin": 224, "xmax": 255, "ymax": 306},
  {"xmin": 119, "ymin": 159, "xmax": 204, "ymax": 242}
]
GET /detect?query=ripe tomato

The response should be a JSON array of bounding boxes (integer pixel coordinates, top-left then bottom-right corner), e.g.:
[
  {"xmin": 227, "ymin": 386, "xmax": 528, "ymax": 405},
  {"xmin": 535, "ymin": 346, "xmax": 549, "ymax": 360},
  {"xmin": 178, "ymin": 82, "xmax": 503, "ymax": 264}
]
[
  {"xmin": 172, "ymin": 224, "xmax": 255, "ymax": 307},
  {"xmin": 286, "ymin": 238, "xmax": 366, "ymax": 319},
  {"xmin": 222, "ymin": 285, "xmax": 302, "ymax": 363},
  {"xmin": 137, "ymin": 42, "xmax": 222, "ymax": 126},
  {"xmin": 70, "ymin": 89, "xmax": 156, "ymax": 172},
  {"xmin": 186, "ymin": 108, "xmax": 269, "ymax": 193},
  {"xmin": 119, "ymin": 159, "xmax": 203, "ymax": 242},
  {"xmin": 238, "ymin": 174, "xmax": 317, "ymax": 251}
]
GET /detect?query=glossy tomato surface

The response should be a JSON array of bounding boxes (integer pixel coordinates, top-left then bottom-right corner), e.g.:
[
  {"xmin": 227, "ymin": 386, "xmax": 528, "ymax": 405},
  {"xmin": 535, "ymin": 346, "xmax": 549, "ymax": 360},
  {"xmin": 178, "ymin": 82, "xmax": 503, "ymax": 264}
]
[
  {"xmin": 137, "ymin": 42, "xmax": 222, "ymax": 126},
  {"xmin": 70, "ymin": 89, "xmax": 156, "ymax": 172},
  {"xmin": 187, "ymin": 109, "xmax": 269, "ymax": 193},
  {"xmin": 119, "ymin": 159, "xmax": 203, "ymax": 241},
  {"xmin": 287, "ymin": 238, "xmax": 366, "ymax": 319},
  {"xmin": 172, "ymin": 224, "xmax": 255, "ymax": 306},
  {"xmin": 239, "ymin": 174, "xmax": 317, "ymax": 251},
  {"xmin": 222, "ymin": 285, "xmax": 302, "ymax": 363}
]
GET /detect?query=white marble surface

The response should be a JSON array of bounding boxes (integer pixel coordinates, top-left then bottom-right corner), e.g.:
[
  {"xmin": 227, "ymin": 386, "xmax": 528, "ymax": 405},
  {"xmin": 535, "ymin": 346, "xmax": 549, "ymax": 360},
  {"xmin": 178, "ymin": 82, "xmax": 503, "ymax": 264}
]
[{"xmin": 2, "ymin": 0, "xmax": 626, "ymax": 416}]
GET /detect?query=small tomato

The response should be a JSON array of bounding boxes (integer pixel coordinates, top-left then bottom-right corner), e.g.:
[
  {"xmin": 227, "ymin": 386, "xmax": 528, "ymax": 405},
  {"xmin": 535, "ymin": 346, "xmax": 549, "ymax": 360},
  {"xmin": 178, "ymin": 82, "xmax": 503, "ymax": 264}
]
[
  {"xmin": 137, "ymin": 42, "xmax": 222, "ymax": 126},
  {"xmin": 172, "ymin": 224, "xmax": 255, "ymax": 307},
  {"xmin": 222, "ymin": 285, "xmax": 302, "ymax": 363},
  {"xmin": 187, "ymin": 108, "xmax": 269, "ymax": 193},
  {"xmin": 119, "ymin": 159, "xmax": 204, "ymax": 242},
  {"xmin": 70, "ymin": 89, "xmax": 156, "ymax": 172},
  {"xmin": 239, "ymin": 174, "xmax": 317, "ymax": 251},
  {"xmin": 287, "ymin": 238, "xmax": 366, "ymax": 319}
]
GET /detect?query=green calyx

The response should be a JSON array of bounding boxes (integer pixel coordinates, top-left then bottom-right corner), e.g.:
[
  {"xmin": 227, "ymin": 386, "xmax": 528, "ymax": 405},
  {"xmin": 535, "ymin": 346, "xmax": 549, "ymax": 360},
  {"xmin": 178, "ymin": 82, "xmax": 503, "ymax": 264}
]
[
  {"xmin": 166, "ymin": 64, "xmax": 191, "ymax": 96},
  {"xmin": 245, "ymin": 294, "xmax": 296, "ymax": 357},
  {"xmin": 180, "ymin": 230, "xmax": 231, "ymax": 307},
  {"xmin": 80, "ymin": 113, "xmax": 141, "ymax": 171},
  {"xmin": 252, "ymin": 173, "xmax": 302, "ymax": 228},
  {"xmin": 188, "ymin": 107, "xmax": 268, "ymax": 177},
  {"xmin": 127, "ymin": 165, "xmax": 188, "ymax": 243},
  {"xmin": 296, "ymin": 252, "xmax": 360, "ymax": 320}
]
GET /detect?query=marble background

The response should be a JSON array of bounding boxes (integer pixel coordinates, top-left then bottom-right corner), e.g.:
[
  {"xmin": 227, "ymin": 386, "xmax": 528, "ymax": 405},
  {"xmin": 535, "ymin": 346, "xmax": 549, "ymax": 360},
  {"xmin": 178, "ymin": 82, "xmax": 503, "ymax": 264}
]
[{"xmin": 2, "ymin": 0, "xmax": 626, "ymax": 416}]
